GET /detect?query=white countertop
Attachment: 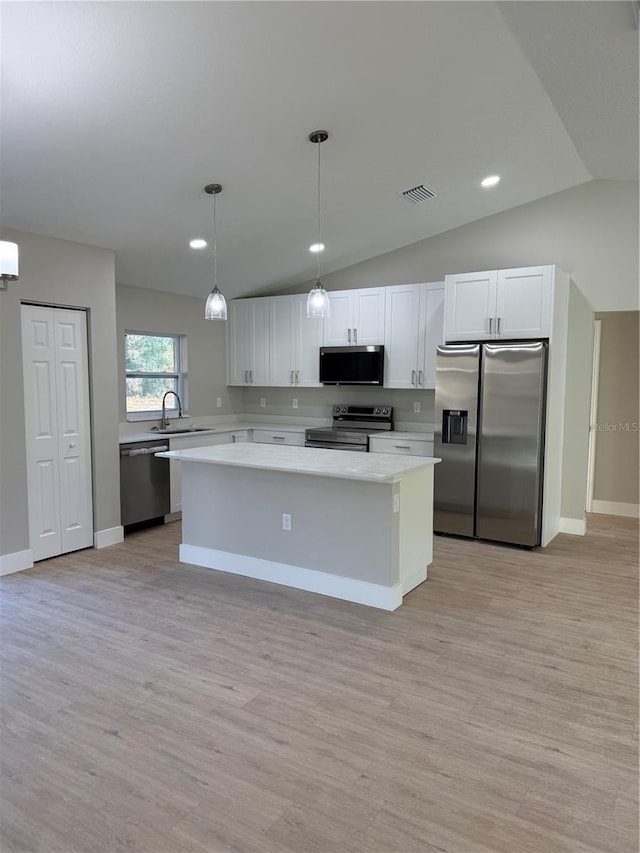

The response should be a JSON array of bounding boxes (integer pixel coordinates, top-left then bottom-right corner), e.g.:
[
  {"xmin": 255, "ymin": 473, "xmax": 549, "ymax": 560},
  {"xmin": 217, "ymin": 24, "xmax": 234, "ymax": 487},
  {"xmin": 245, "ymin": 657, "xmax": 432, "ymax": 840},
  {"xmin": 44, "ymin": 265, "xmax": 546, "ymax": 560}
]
[
  {"xmin": 119, "ymin": 421, "xmax": 309, "ymax": 444},
  {"xmin": 157, "ymin": 442, "xmax": 440, "ymax": 483}
]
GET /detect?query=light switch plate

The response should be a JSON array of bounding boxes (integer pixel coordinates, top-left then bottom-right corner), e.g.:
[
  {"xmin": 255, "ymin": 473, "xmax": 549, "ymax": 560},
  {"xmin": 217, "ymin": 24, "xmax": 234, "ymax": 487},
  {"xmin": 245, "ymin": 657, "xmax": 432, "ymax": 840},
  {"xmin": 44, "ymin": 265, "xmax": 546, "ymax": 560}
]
[
  {"xmin": 413, "ymin": 401, "xmax": 421, "ymax": 413},
  {"xmin": 293, "ymin": 399, "xmax": 298, "ymax": 409},
  {"xmin": 216, "ymin": 397, "xmax": 222, "ymax": 408},
  {"xmin": 260, "ymin": 397, "xmax": 266, "ymax": 408},
  {"xmin": 282, "ymin": 513, "xmax": 292, "ymax": 531}
]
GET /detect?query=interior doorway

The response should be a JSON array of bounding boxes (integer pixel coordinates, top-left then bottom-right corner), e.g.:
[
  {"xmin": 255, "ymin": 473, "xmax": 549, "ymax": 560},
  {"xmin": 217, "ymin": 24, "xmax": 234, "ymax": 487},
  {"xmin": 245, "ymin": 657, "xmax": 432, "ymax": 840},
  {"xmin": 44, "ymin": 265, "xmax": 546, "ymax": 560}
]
[{"xmin": 21, "ymin": 303, "xmax": 94, "ymax": 561}]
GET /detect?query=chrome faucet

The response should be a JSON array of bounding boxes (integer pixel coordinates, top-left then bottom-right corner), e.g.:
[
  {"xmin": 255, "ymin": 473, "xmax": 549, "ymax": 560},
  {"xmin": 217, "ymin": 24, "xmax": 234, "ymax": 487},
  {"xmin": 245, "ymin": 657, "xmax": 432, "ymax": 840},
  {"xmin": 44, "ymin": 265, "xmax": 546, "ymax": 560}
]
[{"xmin": 161, "ymin": 390, "xmax": 182, "ymax": 430}]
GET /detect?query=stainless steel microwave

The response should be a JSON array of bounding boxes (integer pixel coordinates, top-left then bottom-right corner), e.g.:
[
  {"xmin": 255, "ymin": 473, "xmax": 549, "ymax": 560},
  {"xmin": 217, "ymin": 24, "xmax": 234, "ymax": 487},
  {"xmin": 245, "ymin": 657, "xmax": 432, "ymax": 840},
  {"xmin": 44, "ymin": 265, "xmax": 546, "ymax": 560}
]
[{"xmin": 319, "ymin": 345, "xmax": 385, "ymax": 385}]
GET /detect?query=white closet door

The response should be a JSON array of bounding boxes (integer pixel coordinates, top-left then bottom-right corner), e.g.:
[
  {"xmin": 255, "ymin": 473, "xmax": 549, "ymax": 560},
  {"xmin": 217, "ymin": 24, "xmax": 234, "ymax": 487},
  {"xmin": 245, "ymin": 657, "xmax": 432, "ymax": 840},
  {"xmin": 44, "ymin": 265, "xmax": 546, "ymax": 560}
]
[
  {"xmin": 54, "ymin": 309, "xmax": 93, "ymax": 553},
  {"xmin": 21, "ymin": 305, "xmax": 93, "ymax": 561}
]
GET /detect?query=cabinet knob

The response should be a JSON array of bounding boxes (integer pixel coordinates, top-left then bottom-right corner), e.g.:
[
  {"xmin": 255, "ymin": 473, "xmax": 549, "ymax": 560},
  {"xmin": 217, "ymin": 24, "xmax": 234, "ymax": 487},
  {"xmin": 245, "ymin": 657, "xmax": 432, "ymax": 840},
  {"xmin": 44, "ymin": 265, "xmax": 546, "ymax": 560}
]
[{"xmin": 69, "ymin": 442, "xmax": 76, "ymax": 448}]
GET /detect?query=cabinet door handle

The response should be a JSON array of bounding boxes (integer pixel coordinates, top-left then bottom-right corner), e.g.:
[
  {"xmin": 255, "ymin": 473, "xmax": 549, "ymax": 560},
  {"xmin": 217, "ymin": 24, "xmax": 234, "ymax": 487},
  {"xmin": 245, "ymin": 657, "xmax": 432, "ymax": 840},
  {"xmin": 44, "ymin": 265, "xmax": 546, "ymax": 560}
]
[
  {"xmin": 418, "ymin": 370, "xmax": 423, "ymax": 386},
  {"xmin": 290, "ymin": 370, "xmax": 294, "ymax": 385},
  {"xmin": 250, "ymin": 370, "xmax": 254, "ymax": 383},
  {"xmin": 411, "ymin": 369, "xmax": 417, "ymax": 386},
  {"xmin": 395, "ymin": 445, "xmax": 411, "ymax": 451},
  {"xmin": 488, "ymin": 317, "xmax": 494, "ymax": 335},
  {"xmin": 496, "ymin": 317, "xmax": 501, "ymax": 334},
  {"xmin": 347, "ymin": 328, "xmax": 352, "ymax": 344},
  {"xmin": 354, "ymin": 328, "xmax": 358, "ymax": 344},
  {"xmin": 272, "ymin": 435, "xmax": 285, "ymax": 441},
  {"xmin": 244, "ymin": 370, "xmax": 249, "ymax": 383},
  {"xmin": 295, "ymin": 370, "xmax": 299, "ymax": 384}
]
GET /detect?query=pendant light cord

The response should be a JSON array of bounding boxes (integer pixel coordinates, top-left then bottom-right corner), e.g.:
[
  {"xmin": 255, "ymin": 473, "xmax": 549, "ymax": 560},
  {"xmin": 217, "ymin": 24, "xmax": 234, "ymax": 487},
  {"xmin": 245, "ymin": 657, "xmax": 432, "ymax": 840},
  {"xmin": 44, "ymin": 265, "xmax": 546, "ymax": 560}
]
[
  {"xmin": 316, "ymin": 140, "xmax": 321, "ymax": 282},
  {"xmin": 212, "ymin": 192, "xmax": 218, "ymax": 289}
]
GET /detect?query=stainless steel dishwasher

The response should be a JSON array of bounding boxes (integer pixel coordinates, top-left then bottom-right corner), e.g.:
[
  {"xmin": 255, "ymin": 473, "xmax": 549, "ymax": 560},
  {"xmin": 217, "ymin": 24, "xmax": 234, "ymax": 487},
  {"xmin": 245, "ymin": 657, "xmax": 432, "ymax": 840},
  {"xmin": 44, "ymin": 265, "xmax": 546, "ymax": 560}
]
[{"xmin": 119, "ymin": 440, "xmax": 170, "ymax": 528}]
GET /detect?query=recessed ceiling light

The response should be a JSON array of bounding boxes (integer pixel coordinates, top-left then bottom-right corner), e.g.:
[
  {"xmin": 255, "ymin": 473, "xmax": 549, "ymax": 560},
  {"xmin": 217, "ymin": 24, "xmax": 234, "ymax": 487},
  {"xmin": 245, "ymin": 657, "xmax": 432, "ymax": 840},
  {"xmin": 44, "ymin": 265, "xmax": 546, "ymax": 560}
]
[
  {"xmin": 189, "ymin": 238, "xmax": 207, "ymax": 249},
  {"xmin": 481, "ymin": 175, "xmax": 501, "ymax": 188},
  {"xmin": 309, "ymin": 242, "xmax": 325, "ymax": 253}
]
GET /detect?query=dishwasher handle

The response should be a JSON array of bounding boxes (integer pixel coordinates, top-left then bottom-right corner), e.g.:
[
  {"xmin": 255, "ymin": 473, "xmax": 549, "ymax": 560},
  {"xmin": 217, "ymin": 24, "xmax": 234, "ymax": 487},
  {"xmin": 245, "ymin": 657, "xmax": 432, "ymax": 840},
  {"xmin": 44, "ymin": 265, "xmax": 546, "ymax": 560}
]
[{"xmin": 120, "ymin": 444, "xmax": 169, "ymax": 457}]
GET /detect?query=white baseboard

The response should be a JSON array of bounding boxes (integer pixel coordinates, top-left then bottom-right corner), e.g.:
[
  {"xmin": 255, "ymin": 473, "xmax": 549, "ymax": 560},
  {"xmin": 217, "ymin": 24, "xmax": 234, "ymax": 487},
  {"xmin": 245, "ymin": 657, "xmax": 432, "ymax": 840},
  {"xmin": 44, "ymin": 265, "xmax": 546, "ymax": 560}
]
[
  {"xmin": 402, "ymin": 566, "xmax": 427, "ymax": 594},
  {"xmin": 591, "ymin": 500, "xmax": 640, "ymax": 519},
  {"xmin": 0, "ymin": 549, "xmax": 34, "ymax": 576},
  {"xmin": 559, "ymin": 517, "xmax": 587, "ymax": 536},
  {"xmin": 180, "ymin": 544, "xmax": 403, "ymax": 611},
  {"xmin": 94, "ymin": 526, "xmax": 124, "ymax": 549}
]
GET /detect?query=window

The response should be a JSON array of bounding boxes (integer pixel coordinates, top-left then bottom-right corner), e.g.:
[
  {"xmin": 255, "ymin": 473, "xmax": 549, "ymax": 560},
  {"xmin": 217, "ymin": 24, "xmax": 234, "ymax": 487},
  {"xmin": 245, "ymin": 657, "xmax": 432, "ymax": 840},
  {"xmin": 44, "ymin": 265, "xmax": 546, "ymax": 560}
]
[{"xmin": 125, "ymin": 332, "xmax": 186, "ymax": 418}]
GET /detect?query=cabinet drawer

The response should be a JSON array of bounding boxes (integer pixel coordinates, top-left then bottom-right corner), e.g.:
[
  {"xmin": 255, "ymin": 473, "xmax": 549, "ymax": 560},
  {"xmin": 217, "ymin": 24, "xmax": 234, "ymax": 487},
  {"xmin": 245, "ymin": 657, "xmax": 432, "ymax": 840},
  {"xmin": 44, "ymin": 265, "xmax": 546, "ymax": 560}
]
[
  {"xmin": 369, "ymin": 437, "xmax": 433, "ymax": 457},
  {"xmin": 252, "ymin": 430, "xmax": 305, "ymax": 446}
]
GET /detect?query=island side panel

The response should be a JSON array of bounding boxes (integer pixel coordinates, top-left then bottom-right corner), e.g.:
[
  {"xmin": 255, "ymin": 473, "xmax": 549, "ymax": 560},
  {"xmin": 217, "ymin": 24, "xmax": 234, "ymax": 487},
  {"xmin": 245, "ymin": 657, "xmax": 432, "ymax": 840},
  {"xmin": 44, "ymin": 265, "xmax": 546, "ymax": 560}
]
[
  {"xmin": 397, "ymin": 466, "xmax": 433, "ymax": 594},
  {"xmin": 180, "ymin": 462, "xmax": 398, "ymax": 588}
]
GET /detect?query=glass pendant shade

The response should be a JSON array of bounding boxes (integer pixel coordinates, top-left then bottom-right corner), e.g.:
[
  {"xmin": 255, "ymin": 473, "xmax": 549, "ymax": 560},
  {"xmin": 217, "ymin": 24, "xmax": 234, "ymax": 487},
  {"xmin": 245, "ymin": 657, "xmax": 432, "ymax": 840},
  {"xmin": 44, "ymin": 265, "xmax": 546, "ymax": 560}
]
[
  {"xmin": 204, "ymin": 284, "xmax": 227, "ymax": 320},
  {"xmin": 306, "ymin": 279, "xmax": 330, "ymax": 319}
]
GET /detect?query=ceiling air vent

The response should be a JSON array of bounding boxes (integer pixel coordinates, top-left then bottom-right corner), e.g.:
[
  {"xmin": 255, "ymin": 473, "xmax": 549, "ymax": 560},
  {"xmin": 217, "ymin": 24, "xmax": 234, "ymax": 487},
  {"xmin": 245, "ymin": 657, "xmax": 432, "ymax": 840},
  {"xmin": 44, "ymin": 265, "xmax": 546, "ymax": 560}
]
[{"xmin": 401, "ymin": 184, "xmax": 438, "ymax": 205}]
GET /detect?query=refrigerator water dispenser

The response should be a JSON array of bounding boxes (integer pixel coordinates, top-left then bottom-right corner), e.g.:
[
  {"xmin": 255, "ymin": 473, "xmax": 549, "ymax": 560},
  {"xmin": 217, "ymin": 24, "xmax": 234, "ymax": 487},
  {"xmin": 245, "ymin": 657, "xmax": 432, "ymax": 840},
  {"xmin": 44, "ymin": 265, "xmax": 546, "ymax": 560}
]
[{"xmin": 442, "ymin": 410, "xmax": 468, "ymax": 445}]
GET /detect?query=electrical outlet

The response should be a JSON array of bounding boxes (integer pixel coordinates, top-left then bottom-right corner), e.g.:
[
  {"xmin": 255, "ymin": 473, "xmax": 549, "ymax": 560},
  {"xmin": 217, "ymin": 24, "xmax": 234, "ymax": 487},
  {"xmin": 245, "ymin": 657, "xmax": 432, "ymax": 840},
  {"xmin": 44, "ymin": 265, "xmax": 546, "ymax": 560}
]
[
  {"xmin": 216, "ymin": 397, "xmax": 222, "ymax": 408},
  {"xmin": 282, "ymin": 513, "xmax": 292, "ymax": 531},
  {"xmin": 260, "ymin": 397, "xmax": 266, "ymax": 408},
  {"xmin": 292, "ymin": 398, "xmax": 298, "ymax": 409},
  {"xmin": 393, "ymin": 494, "xmax": 400, "ymax": 513},
  {"xmin": 413, "ymin": 401, "xmax": 421, "ymax": 413}
]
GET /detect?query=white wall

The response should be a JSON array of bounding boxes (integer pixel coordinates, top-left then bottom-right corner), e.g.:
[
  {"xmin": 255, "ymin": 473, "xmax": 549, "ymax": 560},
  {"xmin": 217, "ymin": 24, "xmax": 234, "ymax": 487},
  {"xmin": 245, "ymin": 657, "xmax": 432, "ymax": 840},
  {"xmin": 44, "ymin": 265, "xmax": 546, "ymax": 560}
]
[
  {"xmin": 116, "ymin": 283, "xmax": 243, "ymax": 423},
  {"xmin": 279, "ymin": 180, "xmax": 638, "ymax": 312},
  {"xmin": 0, "ymin": 229, "xmax": 119, "ymax": 559}
]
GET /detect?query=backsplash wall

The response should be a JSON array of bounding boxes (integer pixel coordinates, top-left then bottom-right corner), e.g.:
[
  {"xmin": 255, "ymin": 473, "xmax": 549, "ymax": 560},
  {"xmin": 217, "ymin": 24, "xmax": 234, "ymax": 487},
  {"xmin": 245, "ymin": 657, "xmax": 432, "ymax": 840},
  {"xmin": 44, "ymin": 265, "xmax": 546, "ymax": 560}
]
[{"xmin": 241, "ymin": 386, "xmax": 435, "ymax": 429}]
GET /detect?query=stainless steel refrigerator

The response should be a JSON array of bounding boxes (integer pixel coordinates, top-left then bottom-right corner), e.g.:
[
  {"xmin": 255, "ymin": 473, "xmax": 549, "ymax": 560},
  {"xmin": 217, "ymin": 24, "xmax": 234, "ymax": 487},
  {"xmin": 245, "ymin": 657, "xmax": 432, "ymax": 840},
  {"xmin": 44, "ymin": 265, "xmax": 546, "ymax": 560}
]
[{"xmin": 434, "ymin": 341, "xmax": 547, "ymax": 547}]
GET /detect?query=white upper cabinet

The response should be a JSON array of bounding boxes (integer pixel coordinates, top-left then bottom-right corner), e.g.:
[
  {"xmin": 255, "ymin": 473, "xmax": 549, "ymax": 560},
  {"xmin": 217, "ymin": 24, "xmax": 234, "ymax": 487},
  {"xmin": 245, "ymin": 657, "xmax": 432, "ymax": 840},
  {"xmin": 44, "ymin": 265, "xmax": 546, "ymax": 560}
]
[
  {"xmin": 495, "ymin": 266, "xmax": 553, "ymax": 339},
  {"xmin": 444, "ymin": 270, "xmax": 497, "ymax": 341},
  {"xmin": 444, "ymin": 265, "xmax": 554, "ymax": 341},
  {"xmin": 323, "ymin": 287, "xmax": 385, "ymax": 346},
  {"xmin": 269, "ymin": 294, "xmax": 323, "ymax": 387},
  {"xmin": 227, "ymin": 298, "xmax": 270, "ymax": 386},
  {"xmin": 384, "ymin": 283, "xmax": 444, "ymax": 389}
]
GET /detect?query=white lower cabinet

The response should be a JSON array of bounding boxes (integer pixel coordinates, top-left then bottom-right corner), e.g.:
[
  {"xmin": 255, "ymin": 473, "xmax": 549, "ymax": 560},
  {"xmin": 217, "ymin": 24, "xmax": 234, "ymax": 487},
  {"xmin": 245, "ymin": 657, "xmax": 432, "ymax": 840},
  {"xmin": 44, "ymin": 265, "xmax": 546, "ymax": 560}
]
[
  {"xmin": 168, "ymin": 433, "xmax": 230, "ymax": 513},
  {"xmin": 252, "ymin": 430, "xmax": 305, "ymax": 446},
  {"xmin": 369, "ymin": 436, "xmax": 434, "ymax": 457}
]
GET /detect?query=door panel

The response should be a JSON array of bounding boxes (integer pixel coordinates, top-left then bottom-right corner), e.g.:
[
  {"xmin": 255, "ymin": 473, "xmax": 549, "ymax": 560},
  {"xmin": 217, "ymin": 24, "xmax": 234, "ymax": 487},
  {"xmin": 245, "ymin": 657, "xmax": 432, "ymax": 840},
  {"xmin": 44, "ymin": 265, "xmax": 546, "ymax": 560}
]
[
  {"xmin": 476, "ymin": 342, "xmax": 546, "ymax": 546},
  {"xmin": 418, "ymin": 285, "xmax": 445, "ymax": 388},
  {"xmin": 444, "ymin": 271, "xmax": 497, "ymax": 341},
  {"xmin": 22, "ymin": 307, "xmax": 61, "ymax": 560},
  {"xmin": 323, "ymin": 292, "xmax": 352, "ymax": 345},
  {"xmin": 54, "ymin": 309, "xmax": 93, "ymax": 553},
  {"xmin": 353, "ymin": 288, "xmax": 385, "ymax": 345},
  {"xmin": 495, "ymin": 266, "xmax": 553, "ymax": 339},
  {"xmin": 294, "ymin": 294, "xmax": 323, "ymax": 386},
  {"xmin": 22, "ymin": 305, "xmax": 93, "ymax": 561},
  {"xmin": 269, "ymin": 297, "xmax": 294, "ymax": 386},
  {"xmin": 433, "ymin": 344, "xmax": 480, "ymax": 536},
  {"xmin": 383, "ymin": 284, "xmax": 420, "ymax": 389}
]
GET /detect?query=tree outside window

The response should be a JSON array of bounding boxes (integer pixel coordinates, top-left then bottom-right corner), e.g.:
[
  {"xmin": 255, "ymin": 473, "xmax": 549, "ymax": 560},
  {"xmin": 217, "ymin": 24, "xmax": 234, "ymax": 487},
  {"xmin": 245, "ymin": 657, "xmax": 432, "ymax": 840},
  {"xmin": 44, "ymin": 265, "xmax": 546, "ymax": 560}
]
[{"xmin": 125, "ymin": 332, "xmax": 185, "ymax": 414}]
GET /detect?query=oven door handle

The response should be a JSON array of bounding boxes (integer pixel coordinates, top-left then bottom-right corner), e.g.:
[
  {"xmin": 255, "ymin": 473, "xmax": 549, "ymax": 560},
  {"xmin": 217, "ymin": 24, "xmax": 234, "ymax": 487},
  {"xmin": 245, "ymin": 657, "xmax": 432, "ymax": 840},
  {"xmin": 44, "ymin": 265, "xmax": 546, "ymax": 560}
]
[{"xmin": 305, "ymin": 440, "xmax": 367, "ymax": 451}]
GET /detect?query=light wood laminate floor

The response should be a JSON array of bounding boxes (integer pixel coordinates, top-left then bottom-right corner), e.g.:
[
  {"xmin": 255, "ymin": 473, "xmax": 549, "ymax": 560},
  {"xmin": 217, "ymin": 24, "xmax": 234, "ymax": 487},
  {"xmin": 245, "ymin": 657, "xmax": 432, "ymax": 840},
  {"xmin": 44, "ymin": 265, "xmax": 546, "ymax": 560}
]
[{"xmin": 1, "ymin": 515, "xmax": 638, "ymax": 853}]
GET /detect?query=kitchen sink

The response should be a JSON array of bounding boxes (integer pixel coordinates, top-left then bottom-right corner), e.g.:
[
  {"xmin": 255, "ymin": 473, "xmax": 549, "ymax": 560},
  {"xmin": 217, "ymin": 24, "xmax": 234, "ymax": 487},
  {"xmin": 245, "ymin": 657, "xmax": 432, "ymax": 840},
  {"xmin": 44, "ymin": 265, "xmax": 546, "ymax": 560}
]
[{"xmin": 148, "ymin": 426, "xmax": 214, "ymax": 435}]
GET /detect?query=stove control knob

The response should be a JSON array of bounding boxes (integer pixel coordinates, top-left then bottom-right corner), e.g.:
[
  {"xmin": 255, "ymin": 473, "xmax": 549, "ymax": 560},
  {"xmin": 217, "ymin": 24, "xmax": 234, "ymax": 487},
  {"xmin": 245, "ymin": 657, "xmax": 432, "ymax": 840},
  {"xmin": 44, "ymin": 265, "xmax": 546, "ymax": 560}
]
[
  {"xmin": 341, "ymin": 407, "xmax": 347, "ymax": 413},
  {"xmin": 374, "ymin": 408, "xmax": 381, "ymax": 414},
  {"xmin": 382, "ymin": 408, "xmax": 388, "ymax": 415}
]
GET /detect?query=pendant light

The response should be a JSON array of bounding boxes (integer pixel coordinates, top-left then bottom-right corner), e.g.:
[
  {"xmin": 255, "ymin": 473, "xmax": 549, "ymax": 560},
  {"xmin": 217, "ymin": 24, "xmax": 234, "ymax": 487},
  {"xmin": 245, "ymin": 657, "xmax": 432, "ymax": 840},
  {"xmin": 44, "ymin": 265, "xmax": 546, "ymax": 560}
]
[
  {"xmin": 204, "ymin": 183, "xmax": 227, "ymax": 321},
  {"xmin": 306, "ymin": 130, "xmax": 331, "ymax": 319}
]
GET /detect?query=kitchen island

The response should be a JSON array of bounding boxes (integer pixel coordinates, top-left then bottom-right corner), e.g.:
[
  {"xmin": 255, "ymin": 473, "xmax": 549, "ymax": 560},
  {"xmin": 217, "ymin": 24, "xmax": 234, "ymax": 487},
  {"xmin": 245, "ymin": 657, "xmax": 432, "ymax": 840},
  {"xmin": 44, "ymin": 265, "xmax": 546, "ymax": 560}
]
[{"xmin": 157, "ymin": 443, "xmax": 440, "ymax": 610}]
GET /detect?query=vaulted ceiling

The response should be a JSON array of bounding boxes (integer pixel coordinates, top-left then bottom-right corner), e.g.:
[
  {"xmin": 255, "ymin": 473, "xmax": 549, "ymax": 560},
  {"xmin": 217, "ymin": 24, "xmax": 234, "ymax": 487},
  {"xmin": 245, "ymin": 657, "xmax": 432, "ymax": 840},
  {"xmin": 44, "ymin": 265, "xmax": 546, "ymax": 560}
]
[{"xmin": 2, "ymin": 2, "xmax": 637, "ymax": 299}]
